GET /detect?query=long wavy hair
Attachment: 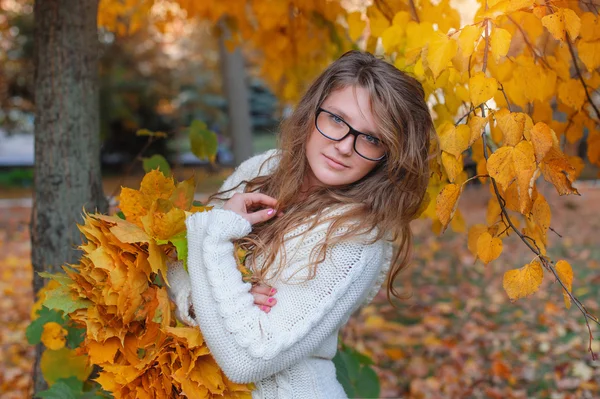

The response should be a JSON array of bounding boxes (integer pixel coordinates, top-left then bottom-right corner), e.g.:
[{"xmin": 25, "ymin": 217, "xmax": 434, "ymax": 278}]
[{"xmin": 210, "ymin": 51, "xmax": 433, "ymax": 301}]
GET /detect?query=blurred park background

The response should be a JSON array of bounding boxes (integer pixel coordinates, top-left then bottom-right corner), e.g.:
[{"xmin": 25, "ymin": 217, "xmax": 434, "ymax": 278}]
[{"xmin": 1, "ymin": 0, "xmax": 600, "ymax": 398}]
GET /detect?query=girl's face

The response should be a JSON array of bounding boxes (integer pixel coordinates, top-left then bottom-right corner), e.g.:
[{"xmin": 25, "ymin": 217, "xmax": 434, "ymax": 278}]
[{"xmin": 304, "ymin": 86, "xmax": 381, "ymax": 189}]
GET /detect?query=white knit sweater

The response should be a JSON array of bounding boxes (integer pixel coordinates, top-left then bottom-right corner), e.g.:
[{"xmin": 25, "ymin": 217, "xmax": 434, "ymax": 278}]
[{"xmin": 167, "ymin": 149, "xmax": 392, "ymax": 399}]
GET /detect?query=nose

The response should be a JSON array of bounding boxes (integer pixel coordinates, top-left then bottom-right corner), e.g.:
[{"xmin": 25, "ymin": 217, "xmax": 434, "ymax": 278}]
[{"xmin": 334, "ymin": 134, "xmax": 354, "ymax": 156}]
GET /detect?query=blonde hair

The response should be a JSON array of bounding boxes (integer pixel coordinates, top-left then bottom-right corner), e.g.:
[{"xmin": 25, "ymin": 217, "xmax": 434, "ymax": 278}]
[{"xmin": 210, "ymin": 51, "xmax": 433, "ymax": 302}]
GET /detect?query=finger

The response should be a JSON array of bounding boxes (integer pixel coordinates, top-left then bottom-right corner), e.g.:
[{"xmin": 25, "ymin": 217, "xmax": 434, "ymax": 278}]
[
  {"xmin": 252, "ymin": 293, "xmax": 277, "ymax": 307},
  {"xmin": 246, "ymin": 208, "xmax": 278, "ymax": 225},
  {"xmin": 242, "ymin": 193, "xmax": 278, "ymax": 209},
  {"xmin": 250, "ymin": 284, "xmax": 276, "ymax": 296}
]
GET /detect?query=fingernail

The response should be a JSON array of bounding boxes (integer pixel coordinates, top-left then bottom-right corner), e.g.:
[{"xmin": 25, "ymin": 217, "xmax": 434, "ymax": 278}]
[
  {"xmin": 261, "ymin": 306, "xmax": 269, "ymax": 312},
  {"xmin": 268, "ymin": 298, "xmax": 274, "ymax": 303},
  {"xmin": 270, "ymin": 288, "xmax": 277, "ymax": 295},
  {"xmin": 267, "ymin": 209, "xmax": 274, "ymax": 215}
]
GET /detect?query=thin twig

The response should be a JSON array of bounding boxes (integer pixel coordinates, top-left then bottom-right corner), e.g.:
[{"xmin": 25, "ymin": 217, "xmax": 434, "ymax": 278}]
[
  {"xmin": 507, "ymin": 15, "xmax": 552, "ymax": 69},
  {"xmin": 565, "ymin": 33, "xmax": 600, "ymax": 122}
]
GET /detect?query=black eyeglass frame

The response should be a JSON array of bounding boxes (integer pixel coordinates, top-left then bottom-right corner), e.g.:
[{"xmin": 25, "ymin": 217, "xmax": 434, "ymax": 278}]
[{"xmin": 315, "ymin": 107, "xmax": 386, "ymax": 161}]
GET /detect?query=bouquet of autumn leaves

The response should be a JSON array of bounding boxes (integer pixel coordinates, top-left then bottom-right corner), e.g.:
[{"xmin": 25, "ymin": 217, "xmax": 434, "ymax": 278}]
[{"xmin": 28, "ymin": 170, "xmax": 253, "ymax": 398}]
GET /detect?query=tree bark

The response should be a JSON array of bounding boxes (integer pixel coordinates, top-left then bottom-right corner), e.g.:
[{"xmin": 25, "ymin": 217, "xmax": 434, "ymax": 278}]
[
  {"xmin": 218, "ymin": 23, "xmax": 254, "ymax": 165},
  {"xmin": 31, "ymin": 0, "xmax": 106, "ymax": 393}
]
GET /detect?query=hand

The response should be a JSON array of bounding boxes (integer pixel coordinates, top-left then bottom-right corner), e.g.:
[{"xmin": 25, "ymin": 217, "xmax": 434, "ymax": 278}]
[
  {"xmin": 250, "ymin": 283, "xmax": 277, "ymax": 313},
  {"xmin": 223, "ymin": 193, "xmax": 279, "ymax": 225}
]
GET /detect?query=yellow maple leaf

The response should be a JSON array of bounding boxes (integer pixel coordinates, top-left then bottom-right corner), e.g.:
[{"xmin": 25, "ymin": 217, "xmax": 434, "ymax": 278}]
[
  {"xmin": 541, "ymin": 8, "xmax": 581, "ymax": 41},
  {"xmin": 41, "ymin": 322, "xmax": 68, "ymax": 350},
  {"xmin": 437, "ymin": 122, "xmax": 471, "ymax": 158},
  {"xmin": 555, "ymin": 260, "xmax": 573, "ymax": 309},
  {"xmin": 140, "ymin": 199, "xmax": 186, "ymax": 241},
  {"xmin": 476, "ymin": 231, "xmax": 503, "ymax": 264},
  {"xmin": 435, "ymin": 183, "xmax": 462, "ymax": 232},
  {"xmin": 503, "ymin": 260, "xmax": 544, "ymax": 301},
  {"xmin": 469, "ymin": 72, "xmax": 498, "ymax": 106},
  {"xmin": 87, "ymin": 337, "xmax": 121, "ymax": 364},
  {"xmin": 426, "ymin": 32, "xmax": 458, "ymax": 80},
  {"xmin": 491, "ymin": 27, "xmax": 512, "ymax": 61}
]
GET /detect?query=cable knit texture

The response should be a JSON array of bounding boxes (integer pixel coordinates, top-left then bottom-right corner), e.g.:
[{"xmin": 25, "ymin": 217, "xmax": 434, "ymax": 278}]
[{"xmin": 166, "ymin": 149, "xmax": 393, "ymax": 399}]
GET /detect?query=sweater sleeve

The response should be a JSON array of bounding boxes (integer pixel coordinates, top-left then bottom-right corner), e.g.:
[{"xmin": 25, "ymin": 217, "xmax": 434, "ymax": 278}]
[
  {"xmin": 185, "ymin": 209, "xmax": 385, "ymax": 383},
  {"xmin": 165, "ymin": 149, "xmax": 279, "ymax": 322}
]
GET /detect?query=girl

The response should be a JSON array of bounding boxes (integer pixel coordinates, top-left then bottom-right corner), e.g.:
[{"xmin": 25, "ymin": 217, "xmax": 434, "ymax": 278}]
[{"xmin": 167, "ymin": 50, "xmax": 433, "ymax": 398}]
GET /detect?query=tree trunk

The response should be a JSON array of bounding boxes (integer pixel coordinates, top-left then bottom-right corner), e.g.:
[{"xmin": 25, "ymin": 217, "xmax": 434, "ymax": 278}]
[
  {"xmin": 218, "ymin": 24, "xmax": 254, "ymax": 165},
  {"xmin": 31, "ymin": 0, "xmax": 106, "ymax": 393}
]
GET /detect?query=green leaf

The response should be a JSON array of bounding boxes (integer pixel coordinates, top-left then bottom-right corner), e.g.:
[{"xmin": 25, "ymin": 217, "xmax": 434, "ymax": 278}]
[
  {"xmin": 65, "ymin": 322, "xmax": 86, "ymax": 349},
  {"xmin": 27, "ymin": 306, "xmax": 65, "ymax": 345},
  {"xmin": 355, "ymin": 365, "xmax": 380, "ymax": 399},
  {"xmin": 333, "ymin": 351, "xmax": 356, "ymax": 397},
  {"xmin": 43, "ymin": 285, "xmax": 92, "ymax": 315},
  {"xmin": 333, "ymin": 345, "xmax": 380, "ymax": 398},
  {"xmin": 192, "ymin": 200, "xmax": 204, "ymax": 207},
  {"xmin": 157, "ymin": 231, "xmax": 188, "ymax": 272},
  {"xmin": 142, "ymin": 154, "xmax": 171, "ymax": 177},
  {"xmin": 189, "ymin": 120, "xmax": 218, "ymax": 162},
  {"xmin": 116, "ymin": 211, "xmax": 126, "ymax": 220},
  {"xmin": 35, "ymin": 379, "xmax": 80, "ymax": 399},
  {"xmin": 38, "ymin": 271, "xmax": 73, "ymax": 286}
]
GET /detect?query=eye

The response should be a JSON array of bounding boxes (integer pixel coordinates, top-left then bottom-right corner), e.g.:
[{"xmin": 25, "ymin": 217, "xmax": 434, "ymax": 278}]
[
  {"xmin": 328, "ymin": 113, "xmax": 344, "ymax": 124},
  {"xmin": 363, "ymin": 134, "xmax": 381, "ymax": 145}
]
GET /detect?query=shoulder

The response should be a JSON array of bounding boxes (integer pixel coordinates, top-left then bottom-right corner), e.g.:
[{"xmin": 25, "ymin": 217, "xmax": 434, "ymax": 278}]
[
  {"xmin": 235, "ymin": 149, "xmax": 280, "ymax": 179},
  {"xmin": 218, "ymin": 149, "xmax": 280, "ymax": 195}
]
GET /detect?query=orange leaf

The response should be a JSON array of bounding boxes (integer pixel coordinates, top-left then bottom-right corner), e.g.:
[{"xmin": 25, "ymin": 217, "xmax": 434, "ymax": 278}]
[
  {"xmin": 540, "ymin": 147, "xmax": 580, "ymax": 195},
  {"xmin": 555, "ymin": 260, "xmax": 573, "ymax": 309},
  {"xmin": 476, "ymin": 232, "xmax": 503, "ymax": 264},
  {"xmin": 503, "ymin": 260, "xmax": 544, "ymax": 301}
]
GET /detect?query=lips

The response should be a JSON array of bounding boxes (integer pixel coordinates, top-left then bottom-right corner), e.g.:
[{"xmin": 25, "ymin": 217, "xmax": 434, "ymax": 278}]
[{"xmin": 323, "ymin": 154, "xmax": 348, "ymax": 168}]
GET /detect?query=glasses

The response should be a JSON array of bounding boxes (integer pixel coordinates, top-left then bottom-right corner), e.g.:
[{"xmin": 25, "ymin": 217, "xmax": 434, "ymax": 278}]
[{"xmin": 315, "ymin": 108, "xmax": 386, "ymax": 161}]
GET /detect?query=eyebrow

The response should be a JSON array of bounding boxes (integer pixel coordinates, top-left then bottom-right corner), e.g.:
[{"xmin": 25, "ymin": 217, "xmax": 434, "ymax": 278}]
[{"xmin": 325, "ymin": 106, "xmax": 379, "ymax": 137}]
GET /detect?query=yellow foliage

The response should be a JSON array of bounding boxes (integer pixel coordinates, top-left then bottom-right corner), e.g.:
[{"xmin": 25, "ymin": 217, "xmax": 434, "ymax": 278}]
[
  {"xmin": 502, "ymin": 261, "xmax": 543, "ymax": 301},
  {"xmin": 476, "ymin": 232, "xmax": 503, "ymax": 264},
  {"xmin": 541, "ymin": 8, "xmax": 581, "ymax": 42},
  {"xmin": 469, "ymin": 73, "xmax": 498, "ymax": 107},
  {"xmin": 437, "ymin": 122, "xmax": 471, "ymax": 158},
  {"xmin": 41, "ymin": 322, "xmax": 68, "ymax": 350},
  {"xmin": 555, "ymin": 260, "xmax": 573, "ymax": 309},
  {"xmin": 41, "ymin": 347, "xmax": 92, "ymax": 385},
  {"xmin": 435, "ymin": 183, "xmax": 462, "ymax": 232}
]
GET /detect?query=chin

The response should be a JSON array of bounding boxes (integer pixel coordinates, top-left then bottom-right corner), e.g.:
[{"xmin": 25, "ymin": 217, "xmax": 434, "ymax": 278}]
[{"xmin": 312, "ymin": 170, "xmax": 352, "ymax": 187}]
